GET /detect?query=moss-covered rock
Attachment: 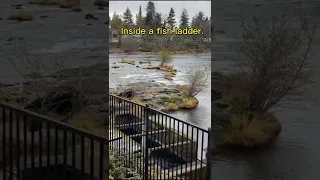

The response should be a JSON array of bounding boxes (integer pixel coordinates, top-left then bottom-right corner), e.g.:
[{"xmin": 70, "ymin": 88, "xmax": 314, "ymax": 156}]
[
  {"xmin": 161, "ymin": 97, "xmax": 182, "ymax": 103},
  {"xmin": 131, "ymin": 97, "xmax": 145, "ymax": 105},
  {"xmin": 179, "ymin": 97, "xmax": 199, "ymax": 109},
  {"xmin": 167, "ymin": 103, "xmax": 178, "ymax": 111},
  {"xmin": 70, "ymin": 5, "xmax": 82, "ymax": 12},
  {"xmin": 222, "ymin": 112, "xmax": 281, "ymax": 147},
  {"xmin": 8, "ymin": 11, "xmax": 34, "ymax": 21},
  {"xmin": 119, "ymin": 59, "xmax": 135, "ymax": 65},
  {"xmin": 111, "ymin": 65, "xmax": 120, "ymax": 68},
  {"xmin": 164, "ymin": 73, "xmax": 173, "ymax": 80}
]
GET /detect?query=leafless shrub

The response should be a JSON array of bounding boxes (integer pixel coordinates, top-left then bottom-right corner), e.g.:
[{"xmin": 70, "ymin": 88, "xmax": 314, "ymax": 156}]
[
  {"xmin": 8, "ymin": 40, "xmax": 107, "ymax": 120},
  {"xmin": 231, "ymin": 13, "xmax": 316, "ymax": 113},
  {"xmin": 184, "ymin": 66, "xmax": 209, "ymax": 97}
]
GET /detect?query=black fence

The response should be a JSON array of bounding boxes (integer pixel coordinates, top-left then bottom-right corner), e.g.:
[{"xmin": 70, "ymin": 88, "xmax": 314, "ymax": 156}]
[
  {"xmin": 0, "ymin": 94, "xmax": 212, "ymax": 180},
  {"xmin": 109, "ymin": 94, "xmax": 212, "ymax": 180},
  {"xmin": 0, "ymin": 102, "xmax": 109, "ymax": 180}
]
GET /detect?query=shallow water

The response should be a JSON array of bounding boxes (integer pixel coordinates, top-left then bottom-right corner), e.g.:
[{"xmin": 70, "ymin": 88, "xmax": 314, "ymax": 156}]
[{"xmin": 212, "ymin": 0, "xmax": 320, "ymax": 179}]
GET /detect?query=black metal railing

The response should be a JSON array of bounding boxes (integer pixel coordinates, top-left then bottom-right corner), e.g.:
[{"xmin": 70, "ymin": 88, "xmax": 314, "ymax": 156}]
[
  {"xmin": 0, "ymin": 102, "xmax": 109, "ymax": 180},
  {"xmin": 109, "ymin": 94, "xmax": 212, "ymax": 180},
  {"xmin": 1, "ymin": 94, "xmax": 212, "ymax": 180}
]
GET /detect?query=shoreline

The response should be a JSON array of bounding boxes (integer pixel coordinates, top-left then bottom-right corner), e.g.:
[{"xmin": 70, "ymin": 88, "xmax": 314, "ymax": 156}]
[{"xmin": 109, "ymin": 49, "xmax": 211, "ymax": 55}]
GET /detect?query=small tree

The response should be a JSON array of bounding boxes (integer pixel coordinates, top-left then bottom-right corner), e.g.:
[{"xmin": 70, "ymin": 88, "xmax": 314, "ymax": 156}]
[
  {"xmin": 184, "ymin": 67, "xmax": 209, "ymax": 97},
  {"xmin": 159, "ymin": 48, "xmax": 172, "ymax": 66},
  {"xmin": 231, "ymin": 13, "xmax": 316, "ymax": 113}
]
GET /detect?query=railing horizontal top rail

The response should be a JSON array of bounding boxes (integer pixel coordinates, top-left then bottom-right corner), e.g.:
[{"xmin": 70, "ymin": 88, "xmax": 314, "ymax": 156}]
[
  {"xmin": 109, "ymin": 94, "xmax": 209, "ymax": 133},
  {"xmin": 0, "ymin": 102, "xmax": 109, "ymax": 143}
]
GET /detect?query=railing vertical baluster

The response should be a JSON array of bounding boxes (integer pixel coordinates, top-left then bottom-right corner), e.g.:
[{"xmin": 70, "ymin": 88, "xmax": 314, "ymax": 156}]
[
  {"xmin": 72, "ymin": 132, "xmax": 76, "ymax": 167},
  {"xmin": 16, "ymin": 114, "xmax": 20, "ymax": 179},
  {"xmin": 195, "ymin": 128, "xmax": 199, "ymax": 179},
  {"xmin": 206, "ymin": 128, "xmax": 212, "ymax": 180},
  {"xmin": 55, "ymin": 127, "xmax": 58, "ymax": 165},
  {"xmin": 156, "ymin": 112, "xmax": 159, "ymax": 179},
  {"xmin": 185, "ymin": 124, "xmax": 189, "ymax": 176},
  {"xmin": 168, "ymin": 116, "xmax": 171, "ymax": 179},
  {"xmin": 47, "ymin": 122, "xmax": 51, "ymax": 167},
  {"xmin": 31, "ymin": 118, "xmax": 35, "ymax": 169},
  {"xmin": 23, "ymin": 116, "xmax": 27, "ymax": 169},
  {"xmin": 191, "ymin": 127, "xmax": 194, "ymax": 178},
  {"xmin": 81, "ymin": 135, "xmax": 85, "ymax": 173},
  {"xmin": 144, "ymin": 105, "xmax": 149, "ymax": 180},
  {"xmin": 90, "ymin": 138, "xmax": 94, "ymax": 178},
  {"xmin": 161, "ymin": 114, "xmax": 165, "ymax": 179},
  {"xmin": 9, "ymin": 110, "xmax": 13, "ymax": 180},
  {"xmin": 2, "ymin": 107, "xmax": 6, "ymax": 180},
  {"xmin": 63, "ymin": 130, "xmax": 67, "ymax": 165},
  {"xmin": 99, "ymin": 140, "xmax": 104, "ymax": 180},
  {"xmin": 63, "ymin": 129, "xmax": 67, "ymax": 179},
  {"xmin": 39, "ymin": 121, "xmax": 43, "ymax": 167},
  {"xmin": 172, "ymin": 117, "xmax": 175, "ymax": 179},
  {"xmin": 200, "ymin": 131, "xmax": 205, "ymax": 178}
]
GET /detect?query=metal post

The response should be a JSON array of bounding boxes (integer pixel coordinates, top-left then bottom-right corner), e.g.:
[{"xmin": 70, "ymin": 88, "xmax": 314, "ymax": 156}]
[
  {"xmin": 206, "ymin": 128, "xmax": 212, "ymax": 179},
  {"xmin": 144, "ymin": 105, "xmax": 149, "ymax": 180}
]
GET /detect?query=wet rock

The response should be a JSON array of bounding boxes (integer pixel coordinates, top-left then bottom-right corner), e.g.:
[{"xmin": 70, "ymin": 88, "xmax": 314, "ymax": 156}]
[
  {"xmin": 111, "ymin": 65, "xmax": 119, "ymax": 68},
  {"xmin": 7, "ymin": 37, "xmax": 24, "ymax": 42},
  {"xmin": 86, "ymin": 55, "xmax": 99, "ymax": 58},
  {"xmin": 59, "ymin": 0, "xmax": 80, "ymax": 8},
  {"xmin": 118, "ymin": 89, "xmax": 134, "ymax": 98},
  {"xmin": 97, "ymin": 6, "xmax": 105, "ymax": 10},
  {"xmin": 70, "ymin": 5, "xmax": 82, "ymax": 12},
  {"xmin": 140, "ymin": 94, "xmax": 153, "ymax": 101},
  {"xmin": 8, "ymin": 11, "xmax": 34, "ymax": 21},
  {"xmin": 12, "ymin": 4, "xmax": 23, "ymax": 9},
  {"xmin": 85, "ymin": 13, "xmax": 98, "ymax": 20},
  {"xmin": 94, "ymin": 0, "xmax": 108, "ymax": 7}
]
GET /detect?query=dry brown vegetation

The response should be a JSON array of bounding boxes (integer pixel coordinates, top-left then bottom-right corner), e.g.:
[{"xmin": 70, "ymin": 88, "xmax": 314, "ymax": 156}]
[
  {"xmin": 29, "ymin": 0, "xmax": 60, "ymax": 5},
  {"xmin": 223, "ymin": 113, "xmax": 281, "ymax": 147},
  {"xmin": 8, "ymin": 11, "xmax": 34, "ymax": 21}
]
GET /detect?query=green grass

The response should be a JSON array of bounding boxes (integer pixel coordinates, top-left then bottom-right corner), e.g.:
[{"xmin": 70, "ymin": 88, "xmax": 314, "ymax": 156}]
[{"xmin": 161, "ymin": 97, "xmax": 182, "ymax": 103}]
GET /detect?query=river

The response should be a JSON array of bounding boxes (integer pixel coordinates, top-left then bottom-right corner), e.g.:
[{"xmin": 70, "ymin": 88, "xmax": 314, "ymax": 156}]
[
  {"xmin": 212, "ymin": 0, "xmax": 320, "ymax": 179},
  {"xmin": 109, "ymin": 53, "xmax": 211, "ymax": 131}
]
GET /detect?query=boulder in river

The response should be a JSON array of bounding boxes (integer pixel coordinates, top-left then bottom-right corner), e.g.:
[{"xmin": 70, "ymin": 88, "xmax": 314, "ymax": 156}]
[
  {"xmin": 118, "ymin": 89, "xmax": 135, "ymax": 98},
  {"xmin": 93, "ymin": 0, "xmax": 108, "ymax": 7},
  {"xmin": 8, "ymin": 11, "xmax": 34, "ymax": 21},
  {"xmin": 85, "ymin": 13, "xmax": 99, "ymax": 20}
]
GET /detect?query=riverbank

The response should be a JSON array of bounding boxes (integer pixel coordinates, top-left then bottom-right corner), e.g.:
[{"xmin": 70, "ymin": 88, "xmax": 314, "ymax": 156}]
[{"xmin": 109, "ymin": 47, "xmax": 210, "ymax": 55}]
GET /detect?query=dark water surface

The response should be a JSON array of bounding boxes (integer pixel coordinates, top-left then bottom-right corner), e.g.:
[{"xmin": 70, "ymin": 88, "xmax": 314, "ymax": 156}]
[
  {"xmin": 212, "ymin": 0, "xmax": 320, "ymax": 180},
  {"xmin": 0, "ymin": 0, "xmax": 108, "ymax": 84}
]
